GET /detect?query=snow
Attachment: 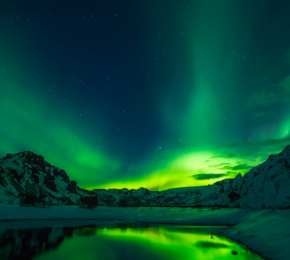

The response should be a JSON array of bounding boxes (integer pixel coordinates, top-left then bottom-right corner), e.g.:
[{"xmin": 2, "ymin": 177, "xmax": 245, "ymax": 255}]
[
  {"xmin": 2, "ymin": 146, "xmax": 290, "ymax": 209},
  {"xmin": 0, "ymin": 205, "xmax": 289, "ymax": 260},
  {"xmin": 93, "ymin": 144, "xmax": 290, "ymax": 208},
  {"xmin": 2, "ymin": 145, "xmax": 290, "ymax": 259},
  {"xmin": 0, "ymin": 151, "xmax": 96, "ymax": 206},
  {"xmin": 161, "ymin": 186, "xmax": 206, "ymax": 193},
  {"xmin": 225, "ymin": 209, "xmax": 290, "ymax": 260}
]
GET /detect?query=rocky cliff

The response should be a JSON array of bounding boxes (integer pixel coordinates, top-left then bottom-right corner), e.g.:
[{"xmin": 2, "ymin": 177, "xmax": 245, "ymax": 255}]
[{"xmin": 0, "ymin": 151, "xmax": 97, "ymax": 207}]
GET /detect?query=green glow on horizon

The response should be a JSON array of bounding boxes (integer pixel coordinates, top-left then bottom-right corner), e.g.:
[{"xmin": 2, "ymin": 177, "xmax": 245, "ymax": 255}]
[
  {"xmin": 0, "ymin": 65, "xmax": 120, "ymax": 186},
  {"xmin": 88, "ymin": 150, "xmax": 261, "ymax": 191}
]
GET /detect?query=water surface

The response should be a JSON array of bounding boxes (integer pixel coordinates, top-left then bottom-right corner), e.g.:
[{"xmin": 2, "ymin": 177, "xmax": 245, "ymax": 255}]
[{"xmin": 0, "ymin": 222, "xmax": 263, "ymax": 260}]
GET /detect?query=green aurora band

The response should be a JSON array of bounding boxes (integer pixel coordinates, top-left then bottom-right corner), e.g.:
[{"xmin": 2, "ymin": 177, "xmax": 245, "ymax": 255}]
[{"xmin": 1, "ymin": 1, "xmax": 290, "ymax": 190}]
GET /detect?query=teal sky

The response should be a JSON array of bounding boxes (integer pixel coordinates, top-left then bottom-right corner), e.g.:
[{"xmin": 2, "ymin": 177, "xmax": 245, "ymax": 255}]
[{"xmin": 0, "ymin": 0, "xmax": 290, "ymax": 190}]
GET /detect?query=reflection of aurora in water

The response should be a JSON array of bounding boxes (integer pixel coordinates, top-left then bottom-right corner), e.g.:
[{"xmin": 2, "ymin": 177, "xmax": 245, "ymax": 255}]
[{"xmin": 0, "ymin": 224, "xmax": 262, "ymax": 260}]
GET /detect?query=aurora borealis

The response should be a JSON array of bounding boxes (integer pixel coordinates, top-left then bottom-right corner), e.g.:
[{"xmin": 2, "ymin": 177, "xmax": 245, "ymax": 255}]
[{"xmin": 1, "ymin": 1, "xmax": 290, "ymax": 191}]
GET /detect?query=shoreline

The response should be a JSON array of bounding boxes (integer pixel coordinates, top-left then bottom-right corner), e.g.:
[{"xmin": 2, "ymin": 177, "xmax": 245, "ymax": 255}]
[
  {"xmin": 223, "ymin": 235, "xmax": 271, "ymax": 260},
  {"xmin": 0, "ymin": 205, "xmax": 289, "ymax": 260}
]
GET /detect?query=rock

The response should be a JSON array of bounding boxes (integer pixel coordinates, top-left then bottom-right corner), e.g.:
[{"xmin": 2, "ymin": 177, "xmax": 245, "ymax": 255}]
[
  {"xmin": 79, "ymin": 195, "xmax": 98, "ymax": 209},
  {"xmin": 0, "ymin": 168, "xmax": 7, "ymax": 187},
  {"xmin": 231, "ymin": 250, "xmax": 238, "ymax": 255},
  {"xmin": 0, "ymin": 151, "xmax": 95, "ymax": 206},
  {"xmin": 228, "ymin": 191, "xmax": 241, "ymax": 202},
  {"xmin": 5, "ymin": 154, "xmax": 12, "ymax": 159},
  {"xmin": 66, "ymin": 181, "xmax": 77, "ymax": 194},
  {"xmin": 43, "ymin": 174, "xmax": 57, "ymax": 192},
  {"xmin": 24, "ymin": 152, "xmax": 46, "ymax": 170},
  {"xmin": 53, "ymin": 169, "xmax": 70, "ymax": 183},
  {"xmin": 119, "ymin": 196, "xmax": 129, "ymax": 207},
  {"xmin": 20, "ymin": 183, "xmax": 47, "ymax": 206}
]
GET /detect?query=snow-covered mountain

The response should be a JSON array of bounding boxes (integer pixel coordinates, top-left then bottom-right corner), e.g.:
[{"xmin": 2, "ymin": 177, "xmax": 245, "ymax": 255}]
[
  {"xmin": 95, "ymin": 145, "xmax": 290, "ymax": 209},
  {"xmin": 0, "ymin": 151, "xmax": 97, "ymax": 207},
  {"xmin": 1, "ymin": 145, "xmax": 290, "ymax": 209}
]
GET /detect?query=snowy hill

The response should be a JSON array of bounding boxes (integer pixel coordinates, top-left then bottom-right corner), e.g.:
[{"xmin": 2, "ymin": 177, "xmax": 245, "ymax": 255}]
[
  {"xmin": 94, "ymin": 145, "xmax": 290, "ymax": 209},
  {"xmin": 193, "ymin": 144, "xmax": 290, "ymax": 209},
  {"xmin": 1, "ymin": 144, "xmax": 290, "ymax": 209},
  {"xmin": 0, "ymin": 151, "xmax": 97, "ymax": 207},
  {"xmin": 162, "ymin": 186, "xmax": 206, "ymax": 193}
]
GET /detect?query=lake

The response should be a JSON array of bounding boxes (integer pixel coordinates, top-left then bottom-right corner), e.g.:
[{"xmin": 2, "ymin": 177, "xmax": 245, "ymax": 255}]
[{"xmin": 0, "ymin": 222, "xmax": 263, "ymax": 260}]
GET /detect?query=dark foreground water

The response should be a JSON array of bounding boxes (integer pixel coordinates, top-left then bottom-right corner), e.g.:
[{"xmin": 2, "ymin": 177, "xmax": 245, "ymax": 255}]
[{"xmin": 0, "ymin": 222, "xmax": 262, "ymax": 260}]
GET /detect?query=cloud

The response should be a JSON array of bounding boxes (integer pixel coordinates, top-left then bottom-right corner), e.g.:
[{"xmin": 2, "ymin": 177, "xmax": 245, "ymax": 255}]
[
  {"xmin": 220, "ymin": 163, "xmax": 252, "ymax": 171},
  {"xmin": 237, "ymin": 137, "xmax": 289, "ymax": 153},
  {"xmin": 246, "ymin": 90, "xmax": 288, "ymax": 107},
  {"xmin": 231, "ymin": 163, "xmax": 252, "ymax": 170},
  {"xmin": 219, "ymin": 162, "xmax": 231, "ymax": 166},
  {"xmin": 246, "ymin": 75, "xmax": 290, "ymax": 108},
  {"xmin": 212, "ymin": 137, "xmax": 290, "ymax": 172},
  {"xmin": 217, "ymin": 136, "xmax": 290, "ymax": 156},
  {"xmin": 192, "ymin": 173, "xmax": 228, "ymax": 180}
]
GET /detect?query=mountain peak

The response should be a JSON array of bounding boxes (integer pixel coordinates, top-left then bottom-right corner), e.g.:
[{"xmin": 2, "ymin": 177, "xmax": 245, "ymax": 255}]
[
  {"xmin": 282, "ymin": 144, "xmax": 290, "ymax": 154},
  {"xmin": 1, "ymin": 144, "xmax": 290, "ymax": 209},
  {"xmin": 0, "ymin": 151, "xmax": 97, "ymax": 207}
]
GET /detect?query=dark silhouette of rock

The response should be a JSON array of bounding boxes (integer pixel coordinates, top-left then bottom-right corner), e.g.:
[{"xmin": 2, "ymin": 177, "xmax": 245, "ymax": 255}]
[
  {"xmin": 118, "ymin": 196, "xmax": 129, "ymax": 207},
  {"xmin": 43, "ymin": 173, "xmax": 57, "ymax": 192},
  {"xmin": 0, "ymin": 167, "xmax": 8, "ymax": 187},
  {"xmin": 5, "ymin": 154, "xmax": 12, "ymax": 159},
  {"xmin": 0, "ymin": 151, "xmax": 100, "ymax": 206},
  {"xmin": 79, "ymin": 195, "xmax": 98, "ymax": 209},
  {"xmin": 53, "ymin": 169, "xmax": 70, "ymax": 183},
  {"xmin": 228, "ymin": 192, "xmax": 241, "ymax": 202},
  {"xmin": 20, "ymin": 183, "xmax": 47, "ymax": 206},
  {"xmin": 66, "ymin": 181, "xmax": 77, "ymax": 193},
  {"xmin": 24, "ymin": 152, "xmax": 46, "ymax": 170}
]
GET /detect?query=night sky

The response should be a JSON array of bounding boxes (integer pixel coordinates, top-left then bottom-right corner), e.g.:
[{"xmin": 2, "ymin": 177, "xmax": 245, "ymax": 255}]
[{"xmin": 1, "ymin": 1, "xmax": 290, "ymax": 191}]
